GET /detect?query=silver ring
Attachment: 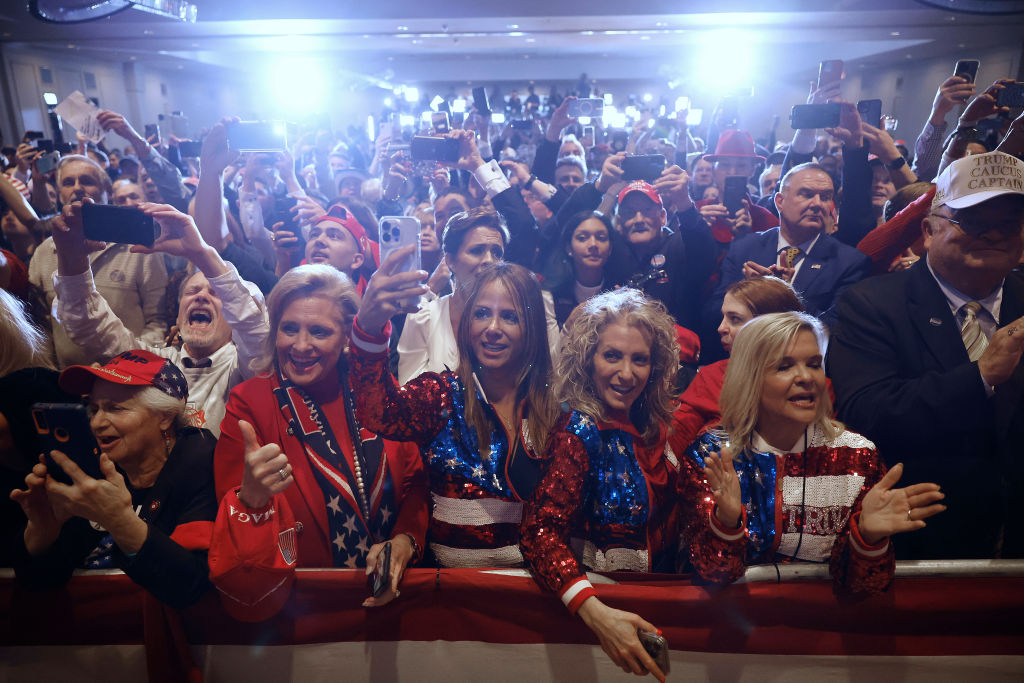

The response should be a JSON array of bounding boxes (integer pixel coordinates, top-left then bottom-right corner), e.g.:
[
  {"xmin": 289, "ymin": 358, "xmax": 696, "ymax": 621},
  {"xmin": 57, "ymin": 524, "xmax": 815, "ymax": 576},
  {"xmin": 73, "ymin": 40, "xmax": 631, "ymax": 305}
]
[
  {"xmin": 279, "ymin": 467, "xmax": 288, "ymax": 481},
  {"xmin": 907, "ymin": 509, "xmax": 913, "ymax": 522},
  {"xmin": 1008, "ymin": 326, "xmax": 1018, "ymax": 337},
  {"xmin": 394, "ymin": 590, "xmax": 400, "ymax": 599}
]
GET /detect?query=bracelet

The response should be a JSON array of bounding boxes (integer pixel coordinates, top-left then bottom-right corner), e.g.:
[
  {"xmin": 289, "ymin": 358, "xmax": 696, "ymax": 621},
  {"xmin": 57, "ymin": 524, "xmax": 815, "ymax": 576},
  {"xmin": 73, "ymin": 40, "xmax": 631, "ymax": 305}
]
[
  {"xmin": 403, "ymin": 532, "xmax": 421, "ymax": 559},
  {"xmin": 525, "ymin": 174, "xmax": 538, "ymax": 192},
  {"xmin": 886, "ymin": 156, "xmax": 907, "ymax": 171}
]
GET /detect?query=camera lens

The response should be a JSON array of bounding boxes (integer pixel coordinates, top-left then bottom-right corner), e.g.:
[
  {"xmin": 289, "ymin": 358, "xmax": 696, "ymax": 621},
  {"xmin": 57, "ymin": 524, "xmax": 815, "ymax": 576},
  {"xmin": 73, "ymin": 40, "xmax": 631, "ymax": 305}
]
[{"xmin": 391, "ymin": 227, "xmax": 400, "ymax": 240}]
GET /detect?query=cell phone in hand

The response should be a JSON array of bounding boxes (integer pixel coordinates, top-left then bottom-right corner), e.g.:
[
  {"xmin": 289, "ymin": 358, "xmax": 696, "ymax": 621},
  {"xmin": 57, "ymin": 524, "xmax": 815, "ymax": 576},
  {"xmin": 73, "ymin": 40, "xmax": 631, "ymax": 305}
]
[
  {"xmin": 24, "ymin": 131, "xmax": 44, "ymax": 142},
  {"xmin": 509, "ymin": 119, "xmax": 533, "ymax": 131},
  {"xmin": 177, "ymin": 140, "xmax": 202, "ymax": 157},
  {"xmin": 367, "ymin": 540, "xmax": 392, "ymax": 598},
  {"xmin": 723, "ymin": 175, "xmax": 748, "ymax": 214},
  {"xmin": 621, "ymin": 154, "xmax": 666, "ymax": 183},
  {"xmin": 227, "ymin": 120, "xmax": 287, "ymax": 153},
  {"xmin": 36, "ymin": 151, "xmax": 60, "ymax": 174},
  {"xmin": 144, "ymin": 123, "xmax": 160, "ymax": 144},
  {"xmin": 568, "ymin": 98, "xmax": 604, "ymax": 119},
  {"xmin": 857, "ymin": 99, "xmax": 883, "ymax": 129},
  {"xmin": 638, "ymin": 631, "xmax": 670, "ymax": 675},
  {"xmin": 789, "ymin": 103, "xmax": 841, "ymax": 130},
  {"xmin": 817, "ymin": 59, "xmax": 844, "ymax": 91},
  {"xmin": 82, "ymin": 203, "xmax": 157, "ymax": 247},
  {"xmin": 953, "ymin": 59, "xmax": 980, "ymax": 85},
  {"xmin": 268, "ymin": 195, "xmax": 299, "ymax": 233},
  {"xmin": 379, "ymin": 216, "xmax": 422, "ymax": 309},
  {"xmin": 32, "ymin": 403, "xmax": 103, "ymax": 486},
  {"xmin": 996, "ymin": 83, "xmax": 1024, "ymax": 108},
  {"xmin": 410, "ymin": 135, "xmax": 460, "ymax": 162},
  {"xmin": 36, "ymin": 139, "xmax": 55, "ymax": 153},
  {"xmin": 472, "ymin": 86, "xmax": 491, "ymax": 117},
  {"xmin": 431, "ymin": 111, "xmax": 451, "ymax": 135}
]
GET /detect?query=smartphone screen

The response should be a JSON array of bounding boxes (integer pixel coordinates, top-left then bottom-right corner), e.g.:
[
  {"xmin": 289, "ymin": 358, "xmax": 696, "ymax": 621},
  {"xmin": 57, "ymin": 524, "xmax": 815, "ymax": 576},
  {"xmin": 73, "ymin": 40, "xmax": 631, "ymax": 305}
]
[
  {"xmin": 996, "ymin": 83, "xmax": 1024, "ymax": 108},
  {"xmin": 817, "ymin": 60, "xmax": 844, "ymax": 90},
  {"xmin": 723, "ymin": 176, "xmax": 748, "ymax": 213},
  {"xmin": 410, "ymin": 135, "xmax": 460, "ymax": 162},
  {"xmin": 472, "ymin": 86, "xmax": 491, "ymax": 117},
  {"xmin": 227, "ymin": 121, "xmax": 287, "ymax": 152},
  {"xmin": 953, "ymin": 59, "xmax": 980, "ymax": 85},
  {"xmin": 379, "ymin": 216, "xmax": 422, "ymax": 306},
  {"xmin": 32, "ymin": 403, "xmax": 103, "ymax": 485},
  {"xmin": 82, "ymin": 203, "xmax": 157, "ymax": 246},
  {"xmin": 857, "ymin": 99, "xmax": 883, "ymax": 129},
  {"xmin": 790, "ymin": 103, "xmax": 841, "ymax": 130},
  {"xmin": 177, "ymin": 140, "xmax": 202, "ymax": 157},
  {"xmin": 621, "ymin": 155, "xmax": 666, "ymax": 183}
]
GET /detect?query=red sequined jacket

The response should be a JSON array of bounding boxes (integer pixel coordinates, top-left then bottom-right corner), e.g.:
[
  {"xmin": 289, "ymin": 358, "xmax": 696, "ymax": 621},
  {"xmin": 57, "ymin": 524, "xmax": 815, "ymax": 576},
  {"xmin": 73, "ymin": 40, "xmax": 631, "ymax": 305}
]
[
  {"xmin": 521, "ymin": 411, "xmax": 682, "ymax": 614},
  {"xmin": 679, "ymin": 425, "xmax": 894, "ymax": 597},
  {"xmin": 349, "ymin": 319, "xmax": 546, "ymax": 568}
]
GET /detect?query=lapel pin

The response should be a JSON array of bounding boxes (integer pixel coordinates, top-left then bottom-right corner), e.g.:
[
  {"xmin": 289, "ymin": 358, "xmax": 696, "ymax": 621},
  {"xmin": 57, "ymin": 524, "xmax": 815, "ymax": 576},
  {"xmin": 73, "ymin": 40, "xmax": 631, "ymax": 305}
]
[
  {"xmin": 811, "ymin": 264, "xmax": 822, "ymax": 269},
  {"xmin": 929, "ymin": 317, "xmax": 943, "ymax": 326}
]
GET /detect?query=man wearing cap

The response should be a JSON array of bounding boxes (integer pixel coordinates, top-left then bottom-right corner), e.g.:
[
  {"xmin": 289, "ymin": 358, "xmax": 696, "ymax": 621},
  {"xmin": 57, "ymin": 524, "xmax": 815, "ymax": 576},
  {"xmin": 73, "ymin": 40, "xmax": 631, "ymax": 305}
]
[
  {"xmin": 301, "ymin": 207, "xmax": 372, "ymax": 294},
  {"xmin": 827, "ymin": 150, "xmax": 1024, "ymax": 560},
  {"xmin": 711, "ymin": 162, "xmax": 872, "ymax": 328},
  {"xmin": 696, "ymin": 129, "xmax": 780, "ymax": 253},
  {"xmin": 598, "ymin": 157, "xmax": 717, "ymax": 333},
  {"xmin": 51, "ymin": 200, "xmax": 268, "ymax": 438}
]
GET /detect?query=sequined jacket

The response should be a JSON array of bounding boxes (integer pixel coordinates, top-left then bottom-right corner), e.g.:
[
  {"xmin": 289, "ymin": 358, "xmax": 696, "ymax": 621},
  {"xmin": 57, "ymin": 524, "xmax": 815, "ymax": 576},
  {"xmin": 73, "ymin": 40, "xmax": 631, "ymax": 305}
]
[
  {"xmin": 521, "ymin": 410, "xmax": 681, "ymax": 613},
  {"xmin": 679, "ymin": 426, "xmax": 894, "ymax": 597},
  {"xmin": 350, "ymin": 320, "xmax": 546, "ymax": 568}
]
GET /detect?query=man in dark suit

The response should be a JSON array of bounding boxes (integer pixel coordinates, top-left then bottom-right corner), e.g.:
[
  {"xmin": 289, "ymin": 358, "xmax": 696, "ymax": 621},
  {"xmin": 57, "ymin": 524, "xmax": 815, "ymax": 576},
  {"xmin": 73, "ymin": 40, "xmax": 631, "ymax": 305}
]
[
  {"xmin": 710, "ymin": 162, "xmax": 872, "ymax": 326},
  {"xmin": 827, "ymin": 150, "xmax": 1024, "ymax": 560}
]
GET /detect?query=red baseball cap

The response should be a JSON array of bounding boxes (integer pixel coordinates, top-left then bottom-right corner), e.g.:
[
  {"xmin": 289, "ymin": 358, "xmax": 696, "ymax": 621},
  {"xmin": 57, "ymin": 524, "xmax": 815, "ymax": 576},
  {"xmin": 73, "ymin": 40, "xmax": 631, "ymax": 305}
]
[
  {"xmin": 703, "ymin": 129, "xmax": 766, "ymax": 163},
  {"xmin": 59, "ymin": 349, "xmax": 188, "ymax": 400},
  {"xmin": 208, "ymin": 491, "xmax": 299, "ymax": 622},
  {"xmin": 617, "ymin": 180, "xmax": 663, "ymax": 207},
  {"xmin": 314, "ymin": 205, "xmax": 369, "ymax": 255}
]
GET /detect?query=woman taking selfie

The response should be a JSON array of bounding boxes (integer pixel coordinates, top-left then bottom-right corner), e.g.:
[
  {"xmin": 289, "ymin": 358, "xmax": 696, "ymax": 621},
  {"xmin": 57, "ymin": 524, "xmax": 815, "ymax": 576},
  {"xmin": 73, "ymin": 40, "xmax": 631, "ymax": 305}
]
[
  {"xmin": 670, "ymin": 276, "xmax": 804, "ymax": 452},
  {"xmin": 350, "ymin": 254, "xmax": 558, "ymax": 568},
  {"xmin": 211, "ymin": 265, "xmax": 429, "ymax": 619},
  {"xmin": 11, "ymin": 350, "xmax": 217, "ymax": 608},
  {"xmin": 680, "ymin": 312, "xmax": 945, "ymax": 593},
  {"xmin": 521, "ymin": 289, "xmax": 680, "ymax": 681}
]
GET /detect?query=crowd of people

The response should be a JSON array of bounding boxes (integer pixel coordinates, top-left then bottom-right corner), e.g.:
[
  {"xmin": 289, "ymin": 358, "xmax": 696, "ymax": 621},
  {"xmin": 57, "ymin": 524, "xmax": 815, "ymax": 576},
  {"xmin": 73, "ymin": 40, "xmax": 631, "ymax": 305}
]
[{"xmin": 2, "ymin": 64, "xmax": 1023, "ymax": 680}]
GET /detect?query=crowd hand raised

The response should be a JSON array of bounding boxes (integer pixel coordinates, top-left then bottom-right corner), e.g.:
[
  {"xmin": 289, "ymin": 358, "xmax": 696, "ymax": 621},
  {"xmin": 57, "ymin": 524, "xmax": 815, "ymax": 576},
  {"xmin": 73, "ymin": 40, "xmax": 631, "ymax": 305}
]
[
  {"xmin": 271, "ymin": 222, "xmax": 301, "ymax": 255},
  {"xmin": 546, "ymin": 96, "xmax": 577, "ymax": 142},
  {"xmin": 442, "ymin": 130, "xmax": 485, "ymax": 172},
  {"xmin": 15, "ymin": 142, "xmax": 40, "ymax": 173},
  {"xmin": 51, "ymin": 199, "xmax": 106, "ymax": 260},
  {"xmin": 961, "ymin": 80, "xmax": 1014, "ymax": 124},
  {"xmin": 577, "ymin": 597, "xmax": 666, "ymax": 681},
  {"xmin": 824, "ymin": 101, "xmax": 864, "ymax": 148},
  {"xmin": 130, "ymin": 202, "xmax": 209, "ymax": 260},
  {"xmin": 428, "ymin": 165, "xmax": 451, "ymax": 194},
  {"xmin": 96, "ymin": 110, "xmax": 144, "ymax": 146},
  {"xmin": 426, "ymin": 259, "xmax": 451, "ymax": 296},
  {"xmin": 384, "ymin": 153, "xmax": 412, "ymax": 198},
  {"xmin": 200, "ymin": 117, "xmax": 240, "ymax": 176},
  {"xmin": 294, "ymin": 194, "xmax": 326, "ymax": 225},
  {"xmin": 9, "ymin": 455, "xmax": 71, "ymax": 555},
  {"xmin": 596, "ymin": 152, "xmax": 627, "ymax": 193},
  {"xmin": 357, "ymin": 244, "xmax": 429, "ymax": 333},
  {"xmin": 978, "ymin": 314, "xmax": 1024, "ymax": 386},
  {"xmin": 704, "ymin": 446, "xmax": 742, "ymax": 529},
  {"xmin": 652, "ymin": 165, "xmax": 693, "ymax": 212},
  {"xmin": 807, "ymin": 80, "xmax": 842, "ymax": 105},
  {"xmin": 499, "ymin": 159, "xmax": 531, "ymax": 187},
  {"xmin": 931, "ymin": 76, "xmax": 976, "ymax": 122},
  {"xmin": 362, "ymin": 533, "xmax": 415, "ymax": 608},
  {"xmin": 699, "ymin": 202, "xmax": 729, "ymax": 226},
  {"xmin": 858, "ymin": 463, "xmax": 945, "ymax": 545},
  {"xmin": 237, "ymin": 420, "xmax": 292, "ymax": 509},
  {"xmin": 861, "ymin": 123, "xmax": 901, "ymax": 162}
]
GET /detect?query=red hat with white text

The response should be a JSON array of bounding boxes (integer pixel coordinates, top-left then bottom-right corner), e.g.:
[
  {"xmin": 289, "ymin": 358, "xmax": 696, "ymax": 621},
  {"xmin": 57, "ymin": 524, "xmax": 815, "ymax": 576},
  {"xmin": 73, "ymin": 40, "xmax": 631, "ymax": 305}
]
[{"xmin": 617, "ymin": 180, "xmax": 663, "ymax": 207}]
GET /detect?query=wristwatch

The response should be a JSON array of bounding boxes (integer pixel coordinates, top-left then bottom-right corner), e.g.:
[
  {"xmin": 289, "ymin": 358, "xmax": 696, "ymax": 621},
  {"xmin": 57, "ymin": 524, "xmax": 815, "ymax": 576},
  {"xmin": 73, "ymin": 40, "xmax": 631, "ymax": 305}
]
[
  {"xmin": 886, "ymin": 156, "xmax": 907, "ymax": 171},
  {"xmin": 525, "ymin": 174, "xmax": 538, "ymax": 192}
]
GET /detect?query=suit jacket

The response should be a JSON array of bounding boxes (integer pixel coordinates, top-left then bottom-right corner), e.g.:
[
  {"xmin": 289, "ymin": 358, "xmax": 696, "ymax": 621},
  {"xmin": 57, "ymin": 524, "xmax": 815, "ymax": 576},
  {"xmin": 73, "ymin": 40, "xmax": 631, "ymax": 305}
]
[
  {"xmin": 826, "ymin": 261, "xmax": 1024, "ymax": 559},
  {"xmin": 710, "ymin": 228, "xmax": 872, "ymax": 328}
]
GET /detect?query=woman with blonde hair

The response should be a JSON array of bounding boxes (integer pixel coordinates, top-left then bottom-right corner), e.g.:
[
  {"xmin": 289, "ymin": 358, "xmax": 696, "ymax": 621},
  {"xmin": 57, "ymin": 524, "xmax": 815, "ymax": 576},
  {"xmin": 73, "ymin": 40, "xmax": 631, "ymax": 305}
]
[
  {"xmin": 679, "ymin": 312, "xmax": 944, "ymax": 595},
  {"xmin": 210, "ymin": 264, "xmax": 429, "ymax": 620},
  {"xmin": 521, "ymin": 288, "xmax": 680, "ymax": 681}
]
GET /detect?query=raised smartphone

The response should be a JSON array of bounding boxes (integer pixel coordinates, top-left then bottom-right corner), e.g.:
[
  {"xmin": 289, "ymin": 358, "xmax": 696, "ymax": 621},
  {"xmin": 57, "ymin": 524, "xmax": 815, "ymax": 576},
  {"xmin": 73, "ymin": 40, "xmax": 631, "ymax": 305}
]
[{"xmin": 32, "ymin": 403, "xmax": 103, "ymax": 485}]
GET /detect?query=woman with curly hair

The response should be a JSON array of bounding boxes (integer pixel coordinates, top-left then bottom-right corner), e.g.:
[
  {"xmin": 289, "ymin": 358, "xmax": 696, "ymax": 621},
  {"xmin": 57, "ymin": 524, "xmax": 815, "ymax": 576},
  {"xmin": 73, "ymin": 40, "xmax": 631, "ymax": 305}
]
[{"xmin": 521, "ymin": 288, "xmax": 680, "ymax": 681}]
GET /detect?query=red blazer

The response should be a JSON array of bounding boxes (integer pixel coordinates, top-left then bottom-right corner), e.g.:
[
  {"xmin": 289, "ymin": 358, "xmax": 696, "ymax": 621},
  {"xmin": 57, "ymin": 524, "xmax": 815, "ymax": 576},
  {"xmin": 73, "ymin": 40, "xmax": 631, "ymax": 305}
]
[{"xmin": 214, "ymin": 373, "xmax": 430, "ymax": 568}]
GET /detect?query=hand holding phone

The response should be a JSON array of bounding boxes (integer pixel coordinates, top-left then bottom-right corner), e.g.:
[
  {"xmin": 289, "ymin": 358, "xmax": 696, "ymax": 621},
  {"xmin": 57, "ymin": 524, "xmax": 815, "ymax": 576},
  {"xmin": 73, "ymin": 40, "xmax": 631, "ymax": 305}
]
[
  {"xmin": 638, "ymin": 630, "xmax": 670, "ymax": 675},
  {"xmin": 723, "ymin": 175, "xmax": 748, "ymax": 214},
  {"xmin": 366, "ymin": 540, "xmax": 392, "ymax": 598},
  {"xmin": 82, "ymin": 203, "xmax": 157, "ymax": 247},
  {"xmin": 621, "ymin": 154, "xmax": 666, "ymax": 182},
  {"xmin": 32, "ymin": 403, "xmax": 103, "ymax": 486}
]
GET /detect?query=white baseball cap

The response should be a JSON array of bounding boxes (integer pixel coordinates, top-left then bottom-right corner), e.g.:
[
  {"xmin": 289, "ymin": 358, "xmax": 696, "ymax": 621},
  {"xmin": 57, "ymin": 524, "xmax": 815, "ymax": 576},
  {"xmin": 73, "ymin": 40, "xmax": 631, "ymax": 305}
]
[{"xmin": 932, "ymin": 151, "xmax": 1024, "ymax": 210}]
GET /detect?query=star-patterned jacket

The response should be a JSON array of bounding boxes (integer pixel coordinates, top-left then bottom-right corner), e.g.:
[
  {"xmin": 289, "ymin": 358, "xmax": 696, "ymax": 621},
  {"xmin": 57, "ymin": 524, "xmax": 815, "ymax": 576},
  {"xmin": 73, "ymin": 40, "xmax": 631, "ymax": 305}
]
[
  {"xmin": 349, "ymin": 320, "xmax": 548, "ymax": 568},
  {"xmin": 679, "ymin": 426, "xmax": 894, "ymax": 597},
  {"xmin": 212, "ymin": 372, "xmax": 429, "ymax": 576},
  {"xmin": 520, "ymin": 410, "xmax": 682, "ymax": 614}
]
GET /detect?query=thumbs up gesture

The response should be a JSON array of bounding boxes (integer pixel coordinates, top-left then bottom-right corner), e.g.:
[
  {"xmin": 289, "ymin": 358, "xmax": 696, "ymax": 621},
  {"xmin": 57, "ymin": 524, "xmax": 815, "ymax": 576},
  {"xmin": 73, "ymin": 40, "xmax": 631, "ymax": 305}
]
[{"xmin": 237, "ymin": 420, "xmax": 293, "ymax": 509}]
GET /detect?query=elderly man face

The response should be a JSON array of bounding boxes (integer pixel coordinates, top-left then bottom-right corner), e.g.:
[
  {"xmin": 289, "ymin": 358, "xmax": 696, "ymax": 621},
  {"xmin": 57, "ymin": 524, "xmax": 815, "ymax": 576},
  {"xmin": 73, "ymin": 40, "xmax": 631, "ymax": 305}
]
[{"xmin": 57, "ymin": 159, "xmax": 108, "ymax": 205}]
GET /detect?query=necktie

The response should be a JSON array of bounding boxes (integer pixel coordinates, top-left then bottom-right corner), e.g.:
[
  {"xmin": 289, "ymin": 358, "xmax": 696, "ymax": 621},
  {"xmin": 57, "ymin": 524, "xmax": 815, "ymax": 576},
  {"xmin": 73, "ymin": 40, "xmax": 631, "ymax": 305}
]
[
  {"xmin": 182, "ymin": 357, "xmax": 212, "ymax": 369},
  {"xmin": 781, "ymin": 246, "xmax": 802, "ymax": 269},
  {"xmin": 960, "ymin": 301, "xmax": 988, "ymax": 362}
]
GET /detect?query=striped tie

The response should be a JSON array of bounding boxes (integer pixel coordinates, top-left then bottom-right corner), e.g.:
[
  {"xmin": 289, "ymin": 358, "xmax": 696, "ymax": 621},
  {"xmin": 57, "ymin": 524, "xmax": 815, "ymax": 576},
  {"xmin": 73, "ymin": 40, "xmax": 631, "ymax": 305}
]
[
  {"xmin": 782, "ymin": 247, "xmax": 801, "ymax": 269},
  {"xmin": 960, "ymin": 301, "xmax": 988, "ymax": 362}
]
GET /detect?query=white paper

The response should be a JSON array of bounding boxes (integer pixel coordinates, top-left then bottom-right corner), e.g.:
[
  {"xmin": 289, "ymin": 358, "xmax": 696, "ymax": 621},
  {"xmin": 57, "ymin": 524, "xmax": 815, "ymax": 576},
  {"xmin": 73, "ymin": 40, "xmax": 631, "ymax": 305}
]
[{"xmin": 54, "ymin": 91, "xmax": 106, "ymax": 143}]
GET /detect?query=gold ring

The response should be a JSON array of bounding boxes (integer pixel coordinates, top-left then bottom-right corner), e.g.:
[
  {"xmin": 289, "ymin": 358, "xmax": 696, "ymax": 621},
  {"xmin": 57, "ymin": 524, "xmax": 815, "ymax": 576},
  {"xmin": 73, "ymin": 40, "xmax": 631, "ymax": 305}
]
[
  {"xmin": 906, "ymin": 509, "xmax": 913, "ymax": 522},
  {"xmin": 1009, "ymin": 327, "xmax": 1018, "ymax": 337},
  {"xmin": 279, "ymin": 468, "xmax": 288, "ymax": 481}
]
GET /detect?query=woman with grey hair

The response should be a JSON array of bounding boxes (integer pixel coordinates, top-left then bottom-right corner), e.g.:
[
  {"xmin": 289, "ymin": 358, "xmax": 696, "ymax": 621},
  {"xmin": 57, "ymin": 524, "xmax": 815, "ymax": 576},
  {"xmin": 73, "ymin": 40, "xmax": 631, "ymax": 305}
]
[
  {"xmin": 210, "ymin": 264, "xmax": 428, "ymax": 621},
  {"xmin": 10, "ymin": 349, "xmax": 217, "ymax": 608},
  {"xmin": 680, "ymin": 312, "xmax": 945, "ymax": 596}
]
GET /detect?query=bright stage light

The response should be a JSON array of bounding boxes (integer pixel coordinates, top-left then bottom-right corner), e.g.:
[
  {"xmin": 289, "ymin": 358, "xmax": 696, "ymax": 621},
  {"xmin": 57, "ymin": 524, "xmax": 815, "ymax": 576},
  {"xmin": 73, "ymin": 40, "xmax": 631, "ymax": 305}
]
[
  {"xmin": 452, "ymin": 98, "xmax": 467, "ymax": 113},
  {"xmin": 399, "ymin": 114, "xmax": 415, "ymax": 127},
  {"xmin": 603, "ymin": 93, "xmax": 613, "ymax": 105},
  {"xmin": 578, "ymin": 116, "xmax": 591, "ymax": 125},
  {"xmin": 642, "ymin": 93, "xmax": 653, "ymax": 103},
  {"xmin": 268, "ymin": 58, "xmax": 327, "ymax": 113},
  {"xmin": 367, "ymin": 115, "xmax": 376, "ymax": 141},
  {"xmin": 695, "ymin": 29, "xmax": 754, "ymax": 92},
  {"xmin": 675, "ymin": 96, "xmax": 690, "ymax": 112},
  {"xmin": 383, "ymin": 97, "xmax": 393, "ymax": 108},
  {"xmin": 491, "ymin": 112, "xmax": 506, "ymax": 124},
  {"xmin": 404, "ymin": 87, "xmax": 420, "ymax": 103}
]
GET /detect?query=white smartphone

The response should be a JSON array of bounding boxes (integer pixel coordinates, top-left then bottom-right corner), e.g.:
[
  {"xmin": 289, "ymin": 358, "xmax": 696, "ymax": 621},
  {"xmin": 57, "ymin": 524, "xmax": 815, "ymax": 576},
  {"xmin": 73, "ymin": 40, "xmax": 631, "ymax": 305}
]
[{"xmin": 378, "ymin": 216, "xmax": 423, "ymax": 308}]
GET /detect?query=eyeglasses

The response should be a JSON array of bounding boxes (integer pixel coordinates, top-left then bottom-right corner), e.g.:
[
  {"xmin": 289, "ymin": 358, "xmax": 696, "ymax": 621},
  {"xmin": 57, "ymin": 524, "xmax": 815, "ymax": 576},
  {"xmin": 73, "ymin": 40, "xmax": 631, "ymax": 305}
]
[{"xmin": 929, "ymin": 213, "xmax": 1023, "ymax": 235}]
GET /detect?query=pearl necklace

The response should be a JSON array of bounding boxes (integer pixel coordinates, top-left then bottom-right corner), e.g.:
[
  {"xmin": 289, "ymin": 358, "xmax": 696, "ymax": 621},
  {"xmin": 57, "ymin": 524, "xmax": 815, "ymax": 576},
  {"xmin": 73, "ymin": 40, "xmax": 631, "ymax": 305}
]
[{"xmin": 300, "ymin": 389, "xmax": 371, "ymax": 524}]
